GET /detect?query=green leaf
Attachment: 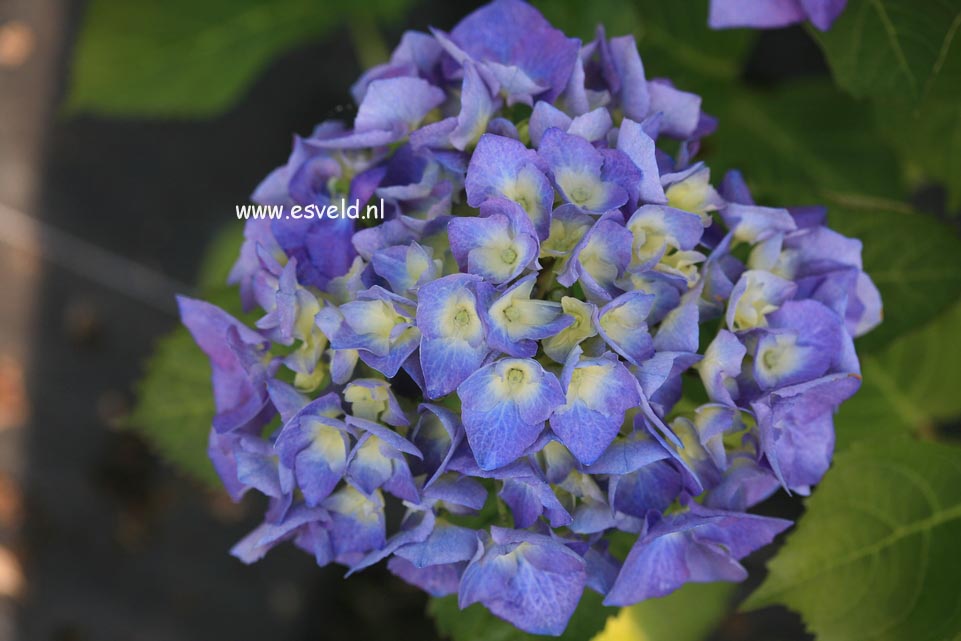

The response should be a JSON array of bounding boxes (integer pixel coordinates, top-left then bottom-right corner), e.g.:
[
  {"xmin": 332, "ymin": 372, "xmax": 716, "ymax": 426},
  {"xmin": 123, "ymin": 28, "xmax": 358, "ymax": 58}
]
[
  {"xmin": 811, "ymin": 0, "xmax": 961, "ymax": 205},
  {"xmin": 706, "ymin": 79, "xmax": 905, "ymax": 203},
  {"xmin": 836, "ymin": 301, "xmax": 961, "ymax": 448},
  {"xmin": 826, "ymin": 201, "xmax": 961, "ymax": 351},
  {"xmin": 67, "ymin": 0, "xmax": 415, "ymax": 118},
  {"xmin": 812, "ymin": 0, "xmax": 961, "ymax": 103},
  {"xmin": 745, "ymin": 438, "xmax": 961, "ymax": 641},
  {"xmin": 876, "ymin": 96, "xmax": 961, "ymax": 212},
  {"xmin": 592, "ymin": 582, "xmax": 736, "ymax": 641},
  {"xmin": 429, "ymin": 590, "xmax": 616, "ymax": 641}
]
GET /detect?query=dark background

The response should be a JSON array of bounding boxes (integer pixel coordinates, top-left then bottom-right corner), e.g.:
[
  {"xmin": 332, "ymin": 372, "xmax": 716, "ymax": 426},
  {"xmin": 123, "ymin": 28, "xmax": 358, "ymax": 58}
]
[{"xmin": 0, "ymin": 1, "xmax": 825, "ymax": 639}]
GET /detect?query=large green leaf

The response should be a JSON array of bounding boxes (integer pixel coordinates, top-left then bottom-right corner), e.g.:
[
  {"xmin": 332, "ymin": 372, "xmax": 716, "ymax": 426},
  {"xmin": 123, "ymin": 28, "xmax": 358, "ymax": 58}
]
[
  {"xmin": 836, "ymin": 301, "xmax": 961, "ymax": 448},
  {"xmin": 707, "ymin": 80, "xmax": 905, "ymax": 203},
  {"xmin": 67, "ymin": 0, "xmax": 414, "ymax": 117},
  {"xmin": 812, "ymin": 0, "xmax": 961, "ymax": 103},
  {"xmin": 745, "ymin": 439, "xmax": 961, "ymax": 641},
  {"xmin": 811, "ymin": 0, "xmax": 961, "ymax": 207},
  {"xmin": 429, "ymin": 590, "xmax": 616, "ymax": 641}
]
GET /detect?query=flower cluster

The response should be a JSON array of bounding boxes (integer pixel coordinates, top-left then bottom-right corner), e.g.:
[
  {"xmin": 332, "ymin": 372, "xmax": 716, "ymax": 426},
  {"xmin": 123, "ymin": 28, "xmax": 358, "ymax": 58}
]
[{"xmin": 180, "ymin": 0, "xmax": 879, "ymax": 635}]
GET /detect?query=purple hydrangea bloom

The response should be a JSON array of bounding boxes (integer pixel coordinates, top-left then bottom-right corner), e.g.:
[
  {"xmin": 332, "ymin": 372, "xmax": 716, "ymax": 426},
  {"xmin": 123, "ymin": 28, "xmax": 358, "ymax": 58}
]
[{"xmin": 181, "ymin": 1, "xmax": 879, "ymax": 634}]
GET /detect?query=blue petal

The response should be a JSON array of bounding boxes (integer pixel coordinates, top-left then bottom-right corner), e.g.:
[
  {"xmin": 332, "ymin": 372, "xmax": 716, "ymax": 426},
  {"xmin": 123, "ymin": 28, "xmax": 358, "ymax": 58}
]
[
  {"xmin": 726, "ymin": 270, "xmax": 798, "ymax": 331},
  {"xmin": 388, "ymin": 556, "xmax": 466, "ymax": 596},
  {"xmin": 485, "ymin": 274, "xmax": 571, "ymax": 357},
  {"xmin": 585, "ymin": 431, "xmax": 672, "ymax": 476},
  {"xmin": 417, "ymin": 274, "xmax": 491, "ymax": 398},
  {"xmin": 604, "ymin": 507, "xmax": 790, "ymax": 605},
  {"xmin": 371, "ymin": 242, "xmax": 439, "ymax": 295},
  {"xmin": 466, "ymin": 134, "xmax": 554, "ymax": 239},
  {"xmin": 350, "ymin": 77, "xmax": 444, "ymax": 137},
  {"xmin": 396, "ymin": 522, "xmax": 481, "ymax": 567},
  {"xmin": 448, "ymin": 0, "xmax": 580, "ymax": 102},
  {"xmin": 530, "ymin": 101, "xmax": 572, "ymax": 147},
  {"xmin": 606, "ymin": 35, "xmax": 649, "ymax": 122},
  {"xmin": 450, "ymin": 60, "xmax": 496, "ymax": 150},
  {"xmin": 231, "ymin": 504, "xmax": 328, "ymax": 564},
  {"xmin": 698, "ymin": 330, "xmax": 745, "ymax": 406},
  {"xmin": 609, "ymin": 460, "xmax": 683, "ymax": 518},
  {"xmin": 752, "ymin": 299, "xmax": 845, "ymax": 390},
  {"xmin": 617, "ymin": 119, "xmax": 667, "ymax": 204},
  {"xmin": 539, "ymin": 128, "xmax": 627, "ymax": 213},
  {"xmin": 559, "ymin": 214, "xmax": 633, "ymax": 302},
  {"xmin": 457, "ymin": 358, "xmax": 564, "ymax": 470},
  {"xmin": 448, "ymin": 199, "xmax": 539, "ymax": 284},
  {"xmin": 550, "ymin": 351, "xmax": 641, "ymax": 464},
  {"xmin": 752, "ymin": 373, "xmax": 861, "ymax": 492},
  {"xmin": 459, "ymin": 529, "xmax": 587, "ymax": 636},
  {"xmin": 597, "ymin": 291, "xmax": 655, "ymax": 366},
  {"xmin": 499, "ymin": 477, "xmax": 572, "ymax": 528},
  {"xmin": 647, "ymin": 80, "xmax": 701, "ymax": 139},
  {"xmin": 322, "ymin": 486, "xmax": 387, "ymax": 565},
  {"xmin": 720, "ymin": 203, "xmax": 797, "ymax": 244}
]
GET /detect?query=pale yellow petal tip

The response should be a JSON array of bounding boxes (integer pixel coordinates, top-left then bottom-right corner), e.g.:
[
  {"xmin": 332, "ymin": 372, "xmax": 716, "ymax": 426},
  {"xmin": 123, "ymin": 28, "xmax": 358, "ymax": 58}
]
[{"xmin": 591, "ymin": 607, "xmax": 648, "ymax": 641}]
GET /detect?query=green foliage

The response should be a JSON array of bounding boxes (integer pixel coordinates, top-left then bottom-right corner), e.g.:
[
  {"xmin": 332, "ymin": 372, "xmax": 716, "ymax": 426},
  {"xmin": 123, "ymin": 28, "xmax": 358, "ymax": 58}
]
[
  {"xmin": 602, "ymin": 582, "xmax": 736, "ymax": 641},
  {"xmin": 67, "ymin": 0, "xmax": 415, "ymax": 118},
  {"xmin": 876, "ymin": 97, "xmax": 961, "ymax": 211},
  {"xmin": 828, "ymin": 202, "xmax": 961, "ymax": 350},
  {"xmin": 428, "ymin": 590, "xmax": 615, "ymax": 641},
  {"xmin": 812, "ymin": 0, "xmax": 961, "ymax": 209},
  {"xmin": 126, "ymin": 226, "xmax": 246, "ymax": 486},
  {"xmin": 706, "ymin": 80, "xmax": 904, "ymax": 202},
  {"xmin": 836, "ymin": 301, "xmax": 961, "ymax": 448},
  {"xmin": 812, "ymin": 0, "xmax": 961, "ymax": 103},
  {"xmin": 745, "ymin": 439, "xmax": 961, "ymax": 641}
]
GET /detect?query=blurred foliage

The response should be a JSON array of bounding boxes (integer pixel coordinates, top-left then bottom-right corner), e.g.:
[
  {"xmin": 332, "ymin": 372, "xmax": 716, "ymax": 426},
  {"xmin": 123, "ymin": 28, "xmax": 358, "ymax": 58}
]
[
  {"xmin": 837, "ymin": 301, "xmax": 961, "ymax": 449},
  {"xmin": 66, "ymin": 0, "xmax": 415, "ymax": 117},
  {"xmin": 746, "ymin": 439, "xmax": 961, "ymax": 641},
  {"xmin": 811, "ymin": 0, "xmax": 961, "ymax": 209},
  {"xmin": 812, "ymin": 0, "xmax": 961, "ymax": 103},
  {"xmin": 876, "ymin": 95, "xmax": 961, "ymax": 211},
  {"xmin": 116, "ymin": 0, "xmax": 961, "ymax": 639},
  {"xmin": 126, "ymin": 226, "xmax": 245, "ymax": 486},
  {"xmin": 593, "ymin": 582, "xmax": 736, "ymax": 641}
]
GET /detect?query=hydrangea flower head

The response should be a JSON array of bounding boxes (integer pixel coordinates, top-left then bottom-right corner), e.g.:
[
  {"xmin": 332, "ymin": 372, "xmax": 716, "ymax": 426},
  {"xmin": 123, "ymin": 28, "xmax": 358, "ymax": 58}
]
[{"xmin": 183, "ymin": 1, "xmax": 879, "ymax": 634}]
